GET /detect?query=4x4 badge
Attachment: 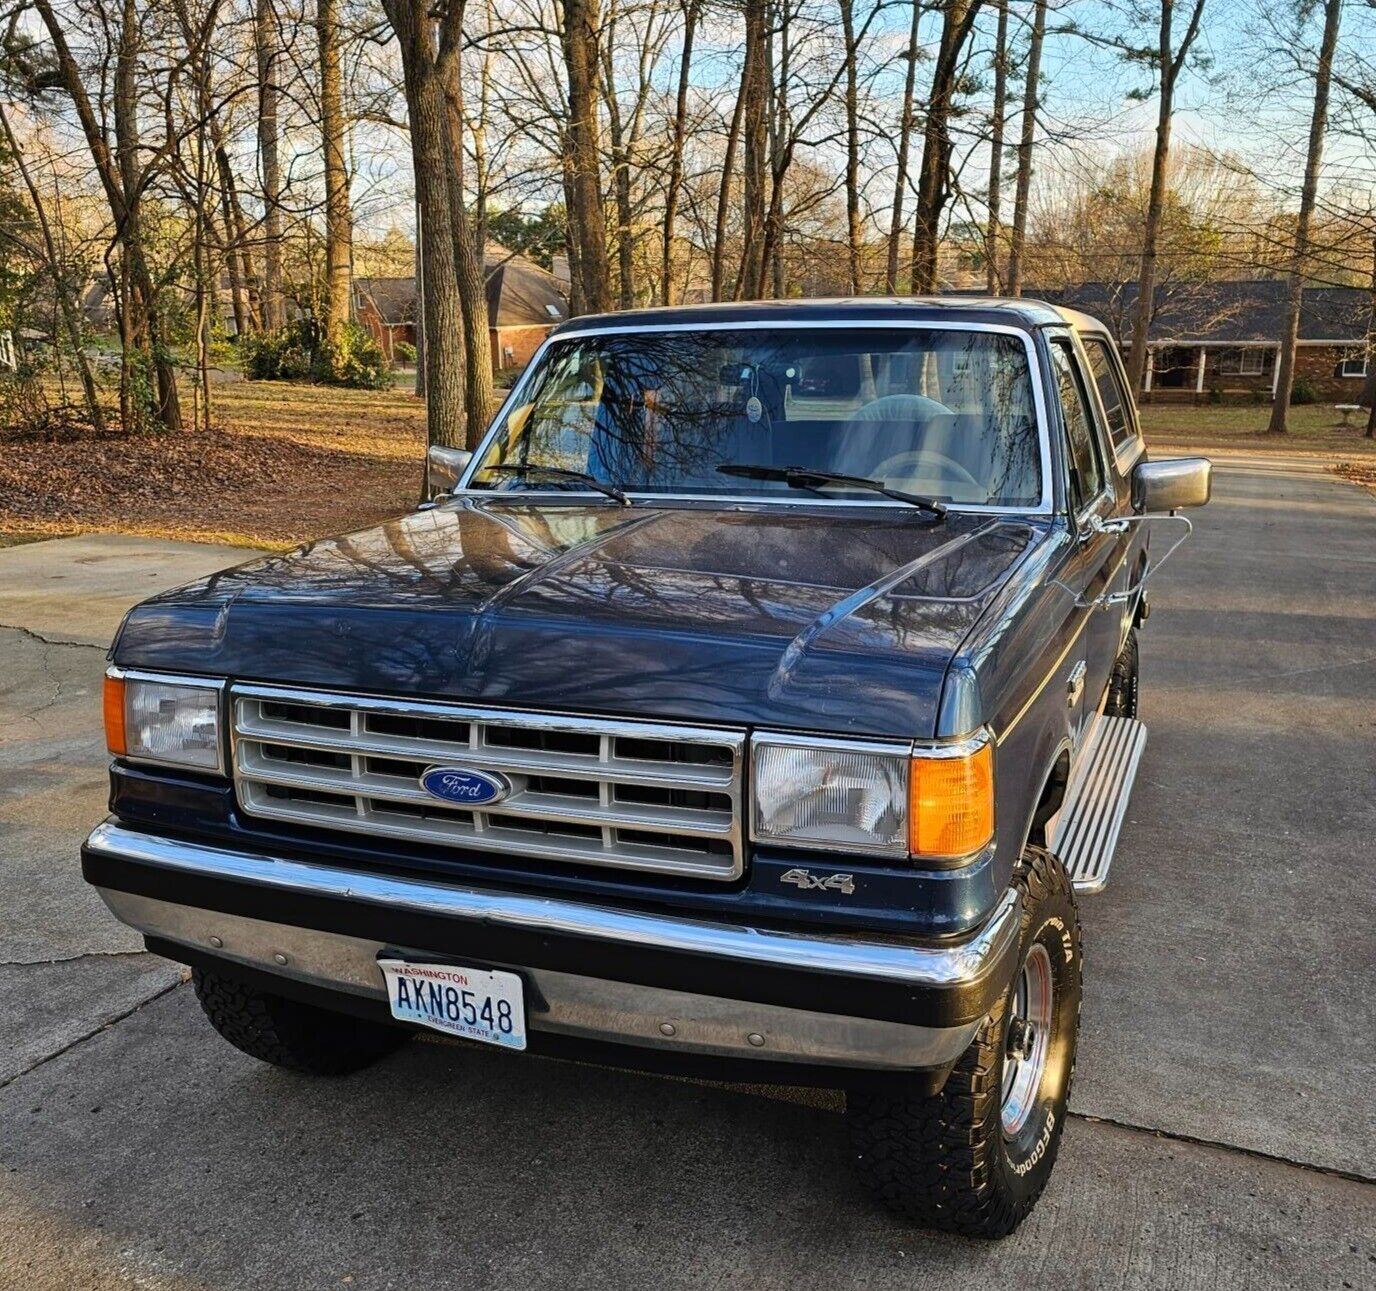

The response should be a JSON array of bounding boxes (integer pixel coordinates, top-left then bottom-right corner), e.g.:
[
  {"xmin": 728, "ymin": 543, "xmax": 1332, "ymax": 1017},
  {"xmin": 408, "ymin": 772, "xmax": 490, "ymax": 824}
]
[{"xmin": 779, "ymin": 868, "xmax": 856, "ymax": 896}]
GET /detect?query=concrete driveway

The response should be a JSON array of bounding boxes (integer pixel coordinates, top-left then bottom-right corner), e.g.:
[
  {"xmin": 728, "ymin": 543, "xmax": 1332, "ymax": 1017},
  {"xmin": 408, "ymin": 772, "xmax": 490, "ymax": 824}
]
[{"xmin": 2, "ymin": 468, "xmax": 1374, "ymax": 1290}]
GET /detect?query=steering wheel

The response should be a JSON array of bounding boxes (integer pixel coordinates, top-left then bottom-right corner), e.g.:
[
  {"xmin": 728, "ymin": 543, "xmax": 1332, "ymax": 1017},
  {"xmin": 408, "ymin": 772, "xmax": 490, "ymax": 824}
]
[{"xmin": 873, "ymin": 450, "xmax": 982, "ymax": 492}]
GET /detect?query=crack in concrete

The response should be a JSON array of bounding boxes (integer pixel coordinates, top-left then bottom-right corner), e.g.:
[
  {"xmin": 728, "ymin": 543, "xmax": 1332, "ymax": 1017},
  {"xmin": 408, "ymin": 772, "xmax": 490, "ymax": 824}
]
[
  {"xmin": 0, "ymin": 621, "xmax": 106, "ymax": 650},
  {"xmin": 2, "ymin": 949, "xmax": 152, "ymax": 968},
  {"xmin": 0, "ymin": 976, "xmax": 184, "ymax": 1093},
  {"xmin": 1068, "ymin": 1110, "xmax": 1376, "ymax": 1188}
]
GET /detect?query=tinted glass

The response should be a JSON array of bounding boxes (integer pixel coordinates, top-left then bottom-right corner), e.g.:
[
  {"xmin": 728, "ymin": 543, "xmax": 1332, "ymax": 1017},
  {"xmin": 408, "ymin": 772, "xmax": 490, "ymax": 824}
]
[
  {"xmin": 1051, "ymin": 340, "xmax": 1104, "ymax": 510},
  {"xmin": 471, "ymin": 328, "xmax": 1042, "ymax": 507},
  {"xmin": 1081, "ymin": 337, "xmax": 1133, "ymax": 448}
]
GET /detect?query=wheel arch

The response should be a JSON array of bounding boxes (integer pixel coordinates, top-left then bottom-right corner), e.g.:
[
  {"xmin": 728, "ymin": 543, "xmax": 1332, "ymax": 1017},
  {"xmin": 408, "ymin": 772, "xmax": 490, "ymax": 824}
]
[{"xmin": 1022, "ymin": 738, "xmax": 1073, "ymax": 853}]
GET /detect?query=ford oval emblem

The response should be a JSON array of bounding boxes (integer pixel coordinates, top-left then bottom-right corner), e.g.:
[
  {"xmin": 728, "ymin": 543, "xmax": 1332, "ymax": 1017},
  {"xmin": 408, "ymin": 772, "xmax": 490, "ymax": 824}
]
[{"xmin": 419, "ymin": 766, "xmax": 511, "ymax": 807}]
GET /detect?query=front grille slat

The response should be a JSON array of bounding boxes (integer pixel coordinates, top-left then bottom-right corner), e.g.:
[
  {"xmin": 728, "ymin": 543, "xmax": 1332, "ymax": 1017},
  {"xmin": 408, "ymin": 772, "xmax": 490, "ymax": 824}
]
[
  {"xmin": 232, "ymin": 687, "xmax": 745, "ymax": 881},
  {"xmin": 235, "ymin": 710, "xmax": 737, "ymax": 790}
]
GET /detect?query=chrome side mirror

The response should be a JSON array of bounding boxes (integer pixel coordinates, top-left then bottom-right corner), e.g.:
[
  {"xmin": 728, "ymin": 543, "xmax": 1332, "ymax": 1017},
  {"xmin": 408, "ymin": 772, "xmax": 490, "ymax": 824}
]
[
  {"xmin": 1133, "ymin": 457, "xmax": 1212, "ymax": 512},
  {"xmin": 427, "ymin": 445, "xmax": 472, "ymax": 497}
]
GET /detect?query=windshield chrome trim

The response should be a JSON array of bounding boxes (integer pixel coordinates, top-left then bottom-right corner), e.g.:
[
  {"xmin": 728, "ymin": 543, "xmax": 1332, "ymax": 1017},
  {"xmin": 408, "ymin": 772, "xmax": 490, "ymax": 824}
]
[{"xmin": 456, "ymin": 319, "xmax": 1054, "ymax": 516}]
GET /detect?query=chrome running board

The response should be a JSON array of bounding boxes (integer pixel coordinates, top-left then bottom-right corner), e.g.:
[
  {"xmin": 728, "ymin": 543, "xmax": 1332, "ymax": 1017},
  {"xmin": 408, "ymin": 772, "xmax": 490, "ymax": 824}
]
[{"xmin": 1051, "ymin": 716, "xmax": 1147, "ymax": 894}]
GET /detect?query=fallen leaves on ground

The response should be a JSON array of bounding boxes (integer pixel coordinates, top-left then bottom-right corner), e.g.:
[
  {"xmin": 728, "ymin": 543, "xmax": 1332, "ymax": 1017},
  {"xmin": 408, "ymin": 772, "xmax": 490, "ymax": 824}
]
[{"xmin": 1, "ymin": 380, "xmax": 429, "ymax": 548}]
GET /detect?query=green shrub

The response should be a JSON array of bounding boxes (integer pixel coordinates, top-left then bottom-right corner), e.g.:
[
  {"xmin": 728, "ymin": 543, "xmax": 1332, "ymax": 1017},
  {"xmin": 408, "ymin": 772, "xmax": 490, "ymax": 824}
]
[
  {"xmin": 241, "ymin": 320, "xmax": 315, "ymax": 381},
  {"xmin": 314, "ymin": 322, "xmax": 390, "ymax": 389},
  {"xmin": 1206, "ymin": 385, "xmax": 1222, "ymax": 404},
  {"xmin": 1289, "ymin": 376, "xmax": 1317, "ymax": 405},
  {"xmin": 394, "ymin": 340, "xmax": 417, "ymax": 365}
]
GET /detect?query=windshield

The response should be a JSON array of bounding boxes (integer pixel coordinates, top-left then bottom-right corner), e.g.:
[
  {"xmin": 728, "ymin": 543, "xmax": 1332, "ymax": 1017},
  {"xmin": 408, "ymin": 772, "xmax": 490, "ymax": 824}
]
[{"xmin": 468, "ymin": 327, "xmax": 1042, "ymax": 507}]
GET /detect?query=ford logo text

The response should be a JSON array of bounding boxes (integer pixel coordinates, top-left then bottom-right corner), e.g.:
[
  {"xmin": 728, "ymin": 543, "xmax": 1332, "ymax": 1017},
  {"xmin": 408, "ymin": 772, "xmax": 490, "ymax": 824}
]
[{"xmin": 419, "ymin": 766, "xmax": 512, "ymax": 807}]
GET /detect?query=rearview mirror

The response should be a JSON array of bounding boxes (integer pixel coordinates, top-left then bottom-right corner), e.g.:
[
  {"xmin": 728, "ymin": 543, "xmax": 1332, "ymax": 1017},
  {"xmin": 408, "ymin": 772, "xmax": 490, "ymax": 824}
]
[
  {"xmin": 1133, "ymin": 457, "xmax": 1212, "ymax": 512},
  {"xmin": 427, "ymin": 445, "xmax": 472, "ymax": 496}
]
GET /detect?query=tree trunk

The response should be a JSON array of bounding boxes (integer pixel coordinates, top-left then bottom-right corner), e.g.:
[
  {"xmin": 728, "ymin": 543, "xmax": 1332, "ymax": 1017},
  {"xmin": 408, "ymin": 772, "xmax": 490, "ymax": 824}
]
[
  {"xmin": 255, "ymin": 0, "xmax": 286, "ymax": 331},
  {"xmin": 1268, "ymin": 0, "xmax": 1341, "ymax": 433},
  {"xmin": 1005, "ymin": 0, "xmax": 1046, "ymax": 297},
  {"xmin": 711, "ymin": 67, "xmax": 747, "ymax": 302},
  {"xmin": 886, "ymin": 0, "xmax": 923, "ymax": 293},
  {"xmin": 737, "ymin": 0, "xmax": 770, "ymax": 299},
  {"xmin": 1365, "ymin": 231, "xmax": 1375, "ymax": 438},
  {"xmin": 909, "ymin": 0, "xmax": 982, "ymax": 295},
  {"xmin": 382, "ymin": 0, "xmax": 466, "ymax": 450},
  {"xmin": 1126, "ymin": 0, "xmax": 1206, "ymax": 395},
  {"xmin": 841, "ymin": 0, "xmax": 862, "ymax": 294},
  {"xmin": 985, "ymin": 0, "xmax": 1008, "ymax": 292},
  {"xmin": 660, "ymin": 0, "xmax": 700, "ymax": 304},
  {"xmin": 561, "ymin": 0, "xmax": 613, "ymax": 312},
  {"xmin": 437, "ymin": 5, "xmax": 497, "ymax": 446},
  {"xmin": 318, "ymin": 0, "xmax": 353, "ymax": 348}
]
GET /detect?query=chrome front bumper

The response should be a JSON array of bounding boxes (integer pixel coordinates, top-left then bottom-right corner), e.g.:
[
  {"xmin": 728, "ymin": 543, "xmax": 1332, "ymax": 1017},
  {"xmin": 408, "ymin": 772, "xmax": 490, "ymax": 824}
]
[{"xmin": 83, "ymin": 821, "xmax": 1021, "ymax": 1073}]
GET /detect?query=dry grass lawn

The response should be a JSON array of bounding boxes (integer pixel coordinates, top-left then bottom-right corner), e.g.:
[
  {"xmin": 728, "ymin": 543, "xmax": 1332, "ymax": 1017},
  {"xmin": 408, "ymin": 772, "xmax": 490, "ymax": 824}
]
[
  {"xmin": 3, "ymin": 379, "xmax": 1372, "ymax": 548},
  {"xmin": 1141, "ymin": 401, "xmax": 1376, "ymax": 457}
]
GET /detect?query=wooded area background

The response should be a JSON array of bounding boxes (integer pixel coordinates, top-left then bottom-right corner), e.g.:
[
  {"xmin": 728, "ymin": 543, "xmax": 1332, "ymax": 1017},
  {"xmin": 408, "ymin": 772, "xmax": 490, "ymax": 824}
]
[{"xmin": 2, "ymin": 0, "xmax": 1374, "ymax": 452}]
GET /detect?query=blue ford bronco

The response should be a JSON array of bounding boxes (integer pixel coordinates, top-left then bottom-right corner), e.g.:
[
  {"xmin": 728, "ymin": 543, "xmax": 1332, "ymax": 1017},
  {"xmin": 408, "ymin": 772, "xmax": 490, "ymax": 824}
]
[{"xmin": 84, "ymin": 298, "xmax": 1210, "ymax": 1236}]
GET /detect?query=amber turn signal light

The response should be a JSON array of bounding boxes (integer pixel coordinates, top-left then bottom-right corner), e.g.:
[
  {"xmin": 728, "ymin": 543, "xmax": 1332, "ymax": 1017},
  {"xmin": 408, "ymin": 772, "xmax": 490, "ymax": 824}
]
[
  {"xmin": 103, "ymin": 672, "xmax": 127, "ymax": 757},
  {"xmin": 909, "ymin": 740, "xmax": 994, "ymax": 858}
]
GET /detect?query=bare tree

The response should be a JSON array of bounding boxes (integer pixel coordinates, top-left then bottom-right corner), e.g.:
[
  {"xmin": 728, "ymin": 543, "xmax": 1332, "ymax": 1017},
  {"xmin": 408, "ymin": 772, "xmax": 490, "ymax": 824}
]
[
  {"xmin": 256, "ymin": 0, "xmax": 286, "ymax": 330},
  {"xmin": 28, "ymin": 0, "xmax": 182, "ymax": 431},
  {"xmin": 910, "ymin": 0, "xmax": 984, "ymax": 293},
  {"xmin": 383, "ymin": 0, "xmax": 467, "ymax": 449},
  {"xmin": 561, "ymin": 0, "xmax": 613, "ymax": 311},
  {"xmin": 1269, "ymin": 0, "xmax": 1343, "ymax": 432},
  {"xmin": 886, "ymin": 0, "xmax": 924, "ymax": 293},
  {"xmin": 318, "ymin": 0, "xmax": 353, "ymax": 348},
  {"xmin": 660, "ymin": 0, "xmax": 701, "ymax": 304},
  {"xmin": 985, "ymin": 0, "xmax": 1009, "ymax": 290},
  {"xmin": 1123, "ymin": 0, "xmax": 1208, "ymax": 392},
  {"xmin": 1006, "ymin": 0, "xmax": 1047, "ymax": 296},
  {"xmin": 0, "ymin": 99, "xmax": 105, "ymax": 432}
]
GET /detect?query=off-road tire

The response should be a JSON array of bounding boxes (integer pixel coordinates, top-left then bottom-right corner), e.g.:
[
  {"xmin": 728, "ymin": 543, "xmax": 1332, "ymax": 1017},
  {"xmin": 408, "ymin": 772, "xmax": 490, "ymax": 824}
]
[
  {"xmin": 847, "ymin": 845, "xmax": 1082, "ymax": 1238},
  {"xmin": 1104, "ymin": 629, "xmax": 1139, "ymax": 718},
  {"xmin": 192, "ymin": 968, "xmax": 407, "ymax": 1075}
]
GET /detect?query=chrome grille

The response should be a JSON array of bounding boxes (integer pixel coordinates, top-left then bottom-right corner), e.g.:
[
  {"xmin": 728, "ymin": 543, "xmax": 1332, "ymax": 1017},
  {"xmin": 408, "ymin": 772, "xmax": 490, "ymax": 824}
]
[{"xmin": 230, "ymin": 684, "xmax": 745, "ymax": 881}]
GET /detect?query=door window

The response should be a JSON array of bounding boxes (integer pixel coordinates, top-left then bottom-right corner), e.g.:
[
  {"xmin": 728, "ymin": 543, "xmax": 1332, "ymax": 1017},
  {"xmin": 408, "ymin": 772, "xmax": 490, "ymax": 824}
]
[
  {"xmin": 1081, "ymin": 337, "xmax": 1135, "ymax": 450},
  {"xmin": 1051, "ymin": 340, "xmax": 1105, "ymax": 512}
]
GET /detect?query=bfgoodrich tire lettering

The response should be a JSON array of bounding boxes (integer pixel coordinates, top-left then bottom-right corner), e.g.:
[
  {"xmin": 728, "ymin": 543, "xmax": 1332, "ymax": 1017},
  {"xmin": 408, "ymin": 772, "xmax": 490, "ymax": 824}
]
[
  {"xmin": 192, "ymin": 968, "xmax": 408, "ymax": 1075},
  {"xmin": 847, "ymin": 845, "xmax": 1082, "ymax": 1237}
]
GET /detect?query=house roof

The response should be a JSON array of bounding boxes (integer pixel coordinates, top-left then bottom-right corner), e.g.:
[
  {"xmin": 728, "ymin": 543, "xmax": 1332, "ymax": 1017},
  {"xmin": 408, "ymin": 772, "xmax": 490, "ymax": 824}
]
[
  {"xmin": 353, "ymin": 246, "xmax": 568, "ymax": 331},
  {"xmin": 1029, "ymin": 279, "xmax": 1370, "ymax": 345}
]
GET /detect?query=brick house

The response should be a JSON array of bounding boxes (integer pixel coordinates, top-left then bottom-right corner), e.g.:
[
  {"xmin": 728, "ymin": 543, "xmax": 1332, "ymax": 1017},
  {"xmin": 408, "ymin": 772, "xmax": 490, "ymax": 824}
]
[
  {"xmin": 354, "ymin": 246, "xmax": 568, "ymax": 371},
  {"xmin": 1033, "ymin": 279, "xmax": 1372, "ymax": 402}
]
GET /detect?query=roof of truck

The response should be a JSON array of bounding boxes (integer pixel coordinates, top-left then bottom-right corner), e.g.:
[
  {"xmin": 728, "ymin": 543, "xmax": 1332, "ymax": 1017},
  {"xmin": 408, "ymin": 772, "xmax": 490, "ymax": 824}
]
[{"xmin": 552, "ymin": 295, "xmax": 1109, "ymax": 337}]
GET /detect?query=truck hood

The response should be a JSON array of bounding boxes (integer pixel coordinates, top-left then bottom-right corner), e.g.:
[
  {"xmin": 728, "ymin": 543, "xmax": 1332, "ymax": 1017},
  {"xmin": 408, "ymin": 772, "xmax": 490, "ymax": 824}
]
[{"xmin": 113, "ymin": 501, "xmax": 1042, "ymax": 738}]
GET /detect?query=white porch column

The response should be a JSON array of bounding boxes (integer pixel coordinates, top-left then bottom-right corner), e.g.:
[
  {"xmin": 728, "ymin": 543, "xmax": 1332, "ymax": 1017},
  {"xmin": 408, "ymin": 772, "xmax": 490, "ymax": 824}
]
[
  {"xmin": 1144, "ymin": 348, "xmax": 1154, "ymax": 393},
  {"xmin": 1271, "ymin": 346, "xmax": 1282, "ymax": 397},
  {"xmin": 1195, "ymin": 346, "xmax": 1207, "ymax": 393}
]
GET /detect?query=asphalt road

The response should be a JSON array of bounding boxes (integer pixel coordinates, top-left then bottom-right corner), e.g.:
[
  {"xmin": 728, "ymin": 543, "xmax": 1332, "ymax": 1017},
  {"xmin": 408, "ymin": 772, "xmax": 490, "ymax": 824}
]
[{"xmin": 2, "ymin": 462, "xmax": 1374, "ymax": 1290}]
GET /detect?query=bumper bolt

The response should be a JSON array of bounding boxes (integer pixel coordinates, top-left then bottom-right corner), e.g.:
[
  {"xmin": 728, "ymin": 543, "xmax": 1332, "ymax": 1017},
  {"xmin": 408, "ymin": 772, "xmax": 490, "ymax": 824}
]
[
  {"xmin": 747, "ymin": 1033, "xmax": 765, "ymax": 1048},
  {"xmin": 273, "ymin": 953, "xmax": 289, "ymax": 966},
  {"xmin": 208, "ymin": 936, "xmax": 223, "ymax": 949},
  {"xmin": 659, "ymin": 1022, "xmax": 676, "ymax": 1037}
]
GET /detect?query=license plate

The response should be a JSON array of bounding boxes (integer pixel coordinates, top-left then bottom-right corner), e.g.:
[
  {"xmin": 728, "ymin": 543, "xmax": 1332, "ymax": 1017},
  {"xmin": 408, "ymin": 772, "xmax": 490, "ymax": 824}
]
[{"xmin": 378, "ymin": 959, "xmax": 526, "ymax": 1050}]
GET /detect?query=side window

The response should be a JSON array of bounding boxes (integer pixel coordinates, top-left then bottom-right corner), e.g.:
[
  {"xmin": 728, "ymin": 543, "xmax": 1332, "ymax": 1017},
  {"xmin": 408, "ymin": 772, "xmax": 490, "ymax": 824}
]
[
  {"xmin": 1081, "ymin": 336, "xmax": 1135, "ymax": 450},
  {"xmin": 1050, "ymin": 339, "xmax": 1105, "ymax": 511}
]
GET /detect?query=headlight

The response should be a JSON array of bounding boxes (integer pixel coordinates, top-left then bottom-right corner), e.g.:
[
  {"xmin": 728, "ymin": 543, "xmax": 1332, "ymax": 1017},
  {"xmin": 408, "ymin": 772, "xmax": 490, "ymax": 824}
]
[
  {"xmin": 751, "ymin": 732, "xmax": 993, "ymax": 861},
  {"xmin": 104, "ymin": 670, "xmax": 223, "ymax": 772}
]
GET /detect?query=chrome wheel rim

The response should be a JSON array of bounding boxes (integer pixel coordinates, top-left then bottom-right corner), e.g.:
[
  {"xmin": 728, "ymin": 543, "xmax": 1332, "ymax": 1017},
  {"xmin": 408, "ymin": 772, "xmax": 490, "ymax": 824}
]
[{"xmin": 1001, "ymin": 942, "xmax": 1054, "ymax": 1137}]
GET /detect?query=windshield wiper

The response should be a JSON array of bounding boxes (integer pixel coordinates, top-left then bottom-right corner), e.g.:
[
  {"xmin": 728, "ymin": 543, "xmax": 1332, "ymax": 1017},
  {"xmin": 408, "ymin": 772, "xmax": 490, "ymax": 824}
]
[
  {"xmin": 486, "ymin": 464, "xmax": 632, "ymax": 507},
  {"xmin": 717, "ymin": 464, "xmax": 947, "ymax": 519}
]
